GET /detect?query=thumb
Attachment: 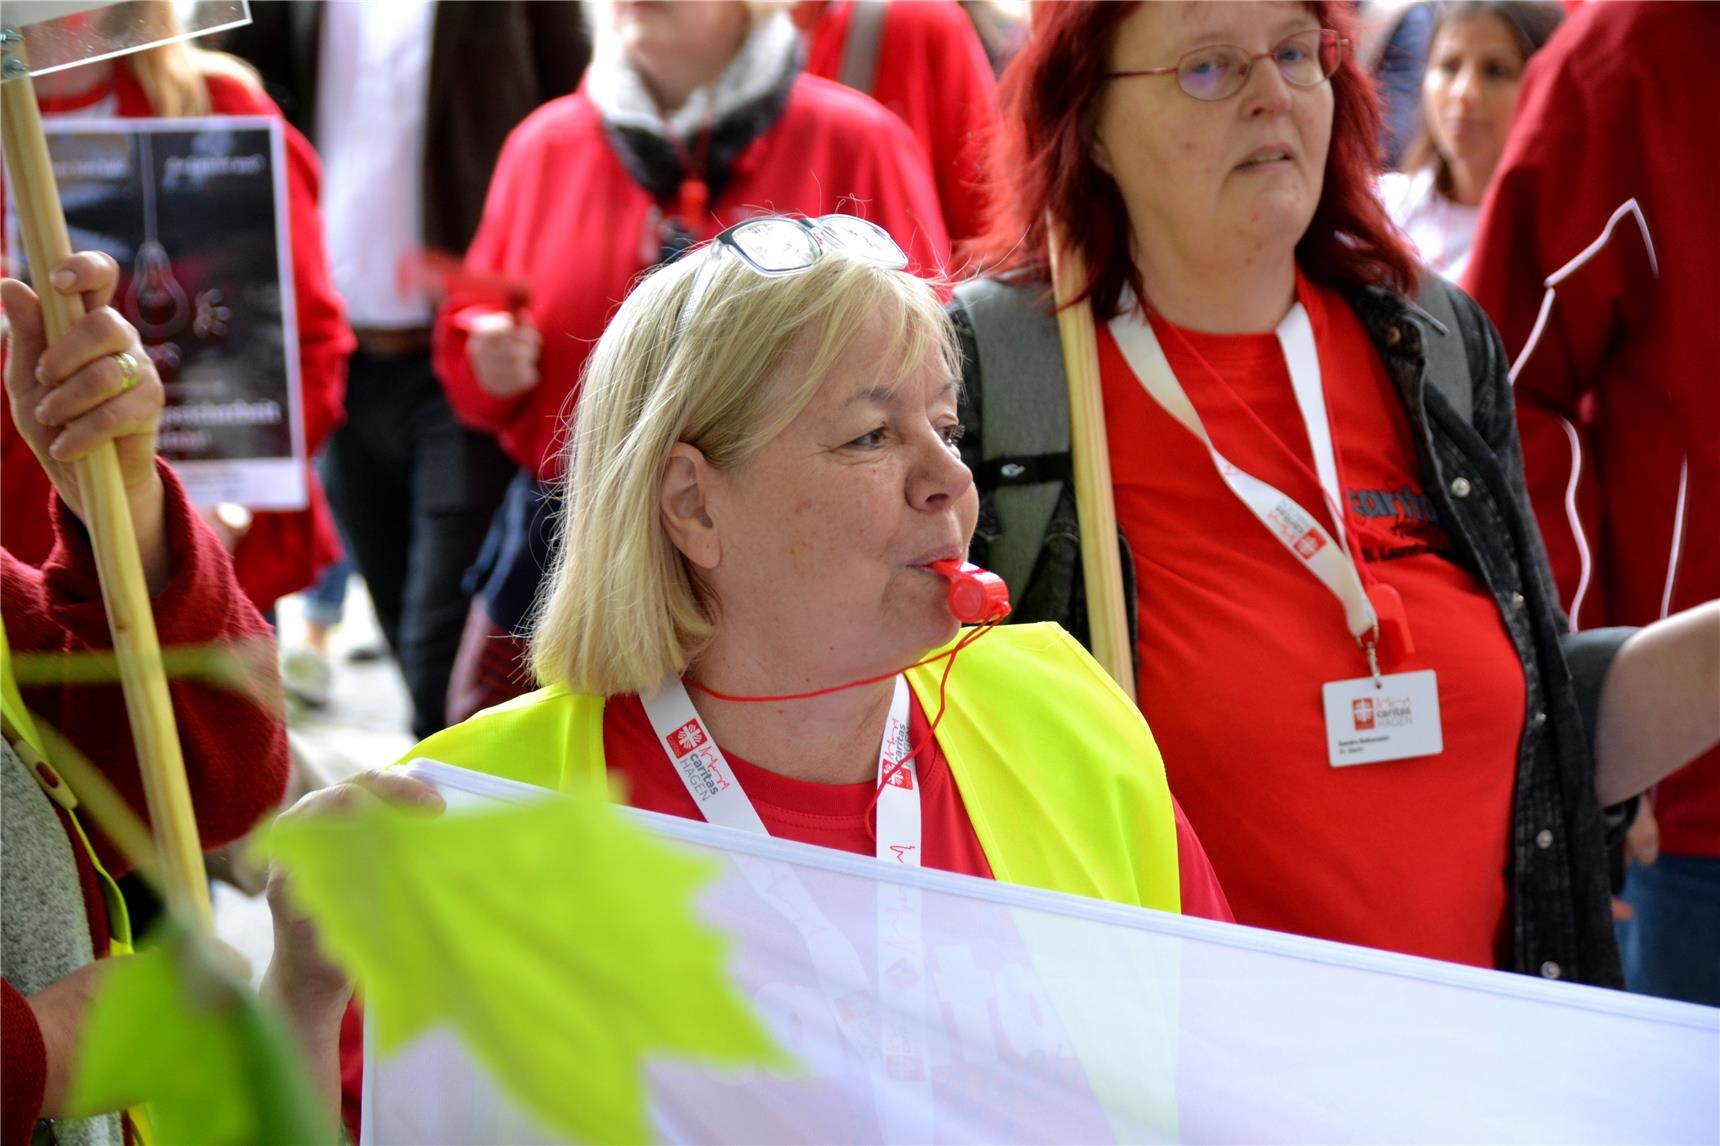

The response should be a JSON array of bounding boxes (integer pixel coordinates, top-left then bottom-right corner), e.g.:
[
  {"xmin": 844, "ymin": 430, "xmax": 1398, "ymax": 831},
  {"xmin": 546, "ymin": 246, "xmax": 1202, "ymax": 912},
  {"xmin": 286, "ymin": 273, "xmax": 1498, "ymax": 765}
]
[{"xmin": 1, "ymin": 278, "xmax": 48, "ymax": 394}]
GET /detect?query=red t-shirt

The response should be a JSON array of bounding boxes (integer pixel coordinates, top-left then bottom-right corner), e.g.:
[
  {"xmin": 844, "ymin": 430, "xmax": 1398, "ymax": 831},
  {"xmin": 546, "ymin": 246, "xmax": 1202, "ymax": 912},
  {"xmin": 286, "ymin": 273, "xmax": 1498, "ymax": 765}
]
[
  {"xmin": 1099, "ymin": 274, "xmax": 1526, "ymax": 968},
  {"xmin": 602, "ymin": 692, "xmax": 1231, "ymax": 920}
]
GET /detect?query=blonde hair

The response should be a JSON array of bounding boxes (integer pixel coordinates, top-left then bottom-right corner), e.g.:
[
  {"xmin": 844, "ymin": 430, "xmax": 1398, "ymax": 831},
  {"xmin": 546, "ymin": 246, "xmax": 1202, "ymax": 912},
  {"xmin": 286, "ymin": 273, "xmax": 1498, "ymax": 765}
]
[
  {"xmin": 112, "ymin": 1, "xmax": 262, "ymax": 118},
  {"xmin": 531, "ymin": 242, "xmax": 959, "ymax": 697}
]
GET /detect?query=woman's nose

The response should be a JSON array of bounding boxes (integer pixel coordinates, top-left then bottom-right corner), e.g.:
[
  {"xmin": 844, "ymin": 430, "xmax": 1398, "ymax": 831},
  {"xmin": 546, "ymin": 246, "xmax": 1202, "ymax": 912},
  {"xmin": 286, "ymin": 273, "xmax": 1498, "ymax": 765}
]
[
  {"xmin": 1451, "ymin": 64, "xmax": 1481, "ymax": 107},
  {"xmin": 909, "ymin": 431, "xmax": 973, "ymax": 510},
  {"xmin": 1242, "ymin": 57, "xmax": 1295, "ymax": 118}
]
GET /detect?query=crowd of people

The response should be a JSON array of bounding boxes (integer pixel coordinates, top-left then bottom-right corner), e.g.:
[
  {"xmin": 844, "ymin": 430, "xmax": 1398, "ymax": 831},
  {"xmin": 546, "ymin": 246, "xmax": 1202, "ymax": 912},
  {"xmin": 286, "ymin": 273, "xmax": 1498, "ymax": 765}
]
[{"xmin": 3, "ymin": 2, "xmax": 1715, "ymax": 1141}]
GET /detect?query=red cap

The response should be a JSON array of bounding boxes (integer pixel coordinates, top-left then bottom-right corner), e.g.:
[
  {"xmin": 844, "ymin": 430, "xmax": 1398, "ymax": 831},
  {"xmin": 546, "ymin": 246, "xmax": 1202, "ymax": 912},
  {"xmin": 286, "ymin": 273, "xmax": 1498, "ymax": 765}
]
[{"xmin": 929, "ymin": 560, "xmax": 1012, "ymax": 623}]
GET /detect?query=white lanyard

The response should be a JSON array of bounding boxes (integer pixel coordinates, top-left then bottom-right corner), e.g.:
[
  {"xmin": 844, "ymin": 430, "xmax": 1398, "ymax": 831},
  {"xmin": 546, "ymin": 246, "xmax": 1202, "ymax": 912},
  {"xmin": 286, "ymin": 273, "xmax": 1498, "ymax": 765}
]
[
  {"xmin": 638, "ymin": 677, "xmax": 933, "ymax": 1133},
  {"xmin": 1108, "ymin": 298, "xmax": 1382, "ymax": 658},
  {"xmin": 639, "ymin": 675, "xmax": 922, "ymax": 865}
]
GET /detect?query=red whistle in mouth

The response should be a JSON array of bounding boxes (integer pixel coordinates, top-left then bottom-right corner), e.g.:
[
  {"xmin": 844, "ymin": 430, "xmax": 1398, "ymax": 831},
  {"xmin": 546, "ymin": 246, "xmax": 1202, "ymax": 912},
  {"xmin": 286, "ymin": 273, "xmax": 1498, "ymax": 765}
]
[{"xmin": 929, "ymin": 560, "xmax": 1012, "ymax": 623}]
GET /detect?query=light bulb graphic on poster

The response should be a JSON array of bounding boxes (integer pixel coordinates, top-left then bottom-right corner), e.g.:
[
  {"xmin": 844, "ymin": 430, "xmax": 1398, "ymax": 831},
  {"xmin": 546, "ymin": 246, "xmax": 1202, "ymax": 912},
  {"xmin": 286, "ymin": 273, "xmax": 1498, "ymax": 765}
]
[{"xmin": 6, "ymin": 116, "xmax": 307, "ymax": 510}]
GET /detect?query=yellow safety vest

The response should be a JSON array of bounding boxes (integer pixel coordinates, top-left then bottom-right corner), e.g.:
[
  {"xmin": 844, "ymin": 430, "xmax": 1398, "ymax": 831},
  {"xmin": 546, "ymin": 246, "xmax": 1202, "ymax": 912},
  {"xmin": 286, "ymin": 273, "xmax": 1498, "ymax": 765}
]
[{"xmin": 409, "ymin": 623, "xmax": 1182, "ymax": 912}]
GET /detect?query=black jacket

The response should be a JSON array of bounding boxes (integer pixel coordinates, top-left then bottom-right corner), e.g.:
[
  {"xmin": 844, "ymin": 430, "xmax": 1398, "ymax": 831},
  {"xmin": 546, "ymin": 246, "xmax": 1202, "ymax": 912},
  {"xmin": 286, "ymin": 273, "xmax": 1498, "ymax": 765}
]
[{"xmin": 952, "ymin": 279, "xmax": 1632, "ymax": 987}]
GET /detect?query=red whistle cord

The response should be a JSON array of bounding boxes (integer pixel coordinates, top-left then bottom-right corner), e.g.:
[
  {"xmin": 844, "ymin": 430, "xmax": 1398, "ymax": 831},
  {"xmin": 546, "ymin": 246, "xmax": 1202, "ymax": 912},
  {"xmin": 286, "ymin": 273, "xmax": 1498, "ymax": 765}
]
[{"xmin": 682, "ymin": 617, "xmax": 1006, "ymax": 843}]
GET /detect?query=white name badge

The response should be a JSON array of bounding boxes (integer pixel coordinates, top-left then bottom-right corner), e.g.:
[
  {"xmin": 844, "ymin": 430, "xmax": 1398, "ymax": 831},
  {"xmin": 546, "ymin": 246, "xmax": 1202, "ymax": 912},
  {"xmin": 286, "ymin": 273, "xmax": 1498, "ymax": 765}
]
[{"xmin": 1321, "ymin": 670, "xmax": 1443, "ymax": 767}]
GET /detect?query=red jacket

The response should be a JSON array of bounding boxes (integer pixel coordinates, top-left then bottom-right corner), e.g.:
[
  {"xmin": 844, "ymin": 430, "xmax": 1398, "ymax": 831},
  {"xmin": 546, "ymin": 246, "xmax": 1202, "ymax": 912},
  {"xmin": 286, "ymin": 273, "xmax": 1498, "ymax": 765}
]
[
  {"xmin": 433, "ymin": 75, "xmax": 950, "ymax": 478},
  {"xmin": 1463, "ymin": 0, "xmax": 1720, "ymax": 858},
  {"xmin": 1, "ymin": 68, "xmax": 354, "ymax": 612},
  {"xmin": 0, "ymin": 463, "xmax": 291, "ymax": 1145},
  {"xmin": 802, "ymin": 0, "xmax": 997, "ymax": 244}
]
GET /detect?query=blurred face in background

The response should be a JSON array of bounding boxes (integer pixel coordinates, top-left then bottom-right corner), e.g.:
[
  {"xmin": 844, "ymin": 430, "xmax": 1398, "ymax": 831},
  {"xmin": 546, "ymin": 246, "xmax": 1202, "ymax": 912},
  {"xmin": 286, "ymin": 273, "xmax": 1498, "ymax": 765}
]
[
  {"xmin": 610, "ymin": 0, "xmax": 752, "ymax": 110},
  {"xmin": 1422, "ymin": 12, "xmax": 1530, "ymax": 203}
]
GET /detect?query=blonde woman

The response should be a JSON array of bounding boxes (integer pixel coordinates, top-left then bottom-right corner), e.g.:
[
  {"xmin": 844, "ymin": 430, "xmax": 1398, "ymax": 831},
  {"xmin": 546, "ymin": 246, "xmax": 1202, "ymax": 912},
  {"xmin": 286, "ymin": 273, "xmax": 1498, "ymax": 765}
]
[
  {"xmin": 271, "ymin": 217, "xmax": 1228, "ymax": 1132},
  {"xmin": 2, "ymin": 2, "xmax": 353, "ymax": 615}
]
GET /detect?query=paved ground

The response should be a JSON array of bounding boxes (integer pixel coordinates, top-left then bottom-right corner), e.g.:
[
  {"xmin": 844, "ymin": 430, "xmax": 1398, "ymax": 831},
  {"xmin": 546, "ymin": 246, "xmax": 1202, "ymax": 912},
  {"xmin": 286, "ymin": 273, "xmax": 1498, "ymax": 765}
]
[{"xmin": 214, "ymin": 579, "xmax": 415, "ymax": 982}]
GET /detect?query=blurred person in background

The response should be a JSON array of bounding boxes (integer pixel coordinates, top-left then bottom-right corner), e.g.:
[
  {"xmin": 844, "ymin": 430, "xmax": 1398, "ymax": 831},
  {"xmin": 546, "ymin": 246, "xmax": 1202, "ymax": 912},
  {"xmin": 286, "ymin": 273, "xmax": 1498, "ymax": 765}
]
[
  {"xmin": 2, "ymin": 1, "xmax": 353, "ymax": 622},
  {"xmin": 1380, "ymin": 1, "xmax": 1565, "ymax": 280},
  {"xmin": 219, "ymin": 1, "xmax": 590, "ymax": 739},
  {"xmin": 1352, "ymin": 0, "xmax": 1435, "ymax": 170},
  {"xmin": 1464, "ymin": 0, "xmax": 1720, "ymax": 1006},
  {"xmin": 797, "ymin": 0, "xmax": 999, "ymax": 244},
  {"xmin": 955, "ymin": 0, "xmax": 1719, "ymax": 985},
  {"xmin": 435, "ymin": 0, "xmax": 948, "ymax": 724}
]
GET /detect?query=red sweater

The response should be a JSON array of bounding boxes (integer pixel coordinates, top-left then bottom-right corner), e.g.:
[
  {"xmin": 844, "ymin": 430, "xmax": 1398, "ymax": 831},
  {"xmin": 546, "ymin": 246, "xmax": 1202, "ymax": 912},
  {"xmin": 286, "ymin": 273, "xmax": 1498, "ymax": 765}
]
[
  {"xmin": 434, "ymin": 76, "xmax": 949, "ymax": 478},
  {"xmin": 1462, "ymin": 1, "xmax": 1720, "ymax": 859},
  {"xmin": 1, "ymin": 463, "xmax": 291, "ymax": 1145},
  {"xmin": 1, "ymin": 69, "xmax": 355, "ymax": 612},
  {"xmin": 803, "ymin": 0, "xmax": 997, "ymax": 244}
]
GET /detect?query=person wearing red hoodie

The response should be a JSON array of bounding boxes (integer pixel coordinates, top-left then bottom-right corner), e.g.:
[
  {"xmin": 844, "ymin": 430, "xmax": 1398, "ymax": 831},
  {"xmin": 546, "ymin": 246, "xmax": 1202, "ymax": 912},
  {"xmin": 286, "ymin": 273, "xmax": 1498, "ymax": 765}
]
[
  {"xmin": 433, "ymin": 0, "xmax": 949, "ymax": 722},
  {"xmin": 1463, "ymin": 0, "xmax": 1720, "ymax": 1005},
  {"xmin": 2, "ymin": 31, "xmax": 353, "ymax": 618}
]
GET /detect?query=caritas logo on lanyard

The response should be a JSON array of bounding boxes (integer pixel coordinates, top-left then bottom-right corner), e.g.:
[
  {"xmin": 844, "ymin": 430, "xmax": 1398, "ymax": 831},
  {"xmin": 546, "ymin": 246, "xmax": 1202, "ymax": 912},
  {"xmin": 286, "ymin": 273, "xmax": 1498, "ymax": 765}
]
[
  {"xmin": 639, "ymin": 675, "xmax": 922, "ymax": 864},
  {"xmin": 1109, "ymin": 290, "xmax": 1445, "ymax": 769}
]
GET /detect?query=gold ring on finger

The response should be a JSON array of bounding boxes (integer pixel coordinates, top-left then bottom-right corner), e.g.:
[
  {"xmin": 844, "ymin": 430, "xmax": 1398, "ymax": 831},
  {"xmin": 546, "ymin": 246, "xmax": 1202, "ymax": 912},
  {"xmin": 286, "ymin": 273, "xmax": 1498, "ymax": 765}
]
[{"xmin": 112, "ymin": 350, "xmax": 140, "ymax": 394}]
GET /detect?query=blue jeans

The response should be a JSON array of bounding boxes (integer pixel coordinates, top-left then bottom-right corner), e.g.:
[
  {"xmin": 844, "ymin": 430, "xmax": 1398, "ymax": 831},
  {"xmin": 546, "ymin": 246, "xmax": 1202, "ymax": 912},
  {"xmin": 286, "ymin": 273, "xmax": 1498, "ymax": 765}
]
[
  {"xmin": 301, "ymin": 552, "xmax": 352, "ymax": 629},
  {"xmin": 1619, "ymin": 854, "xmax": 1720, "ymax": 1007}
]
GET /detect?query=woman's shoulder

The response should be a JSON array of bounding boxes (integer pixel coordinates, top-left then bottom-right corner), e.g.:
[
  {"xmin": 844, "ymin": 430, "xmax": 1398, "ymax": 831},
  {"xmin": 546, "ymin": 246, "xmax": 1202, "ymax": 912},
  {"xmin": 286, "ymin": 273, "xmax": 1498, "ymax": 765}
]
[
  {"xmin": 201, "ymin": 67, "xmax": 274, "ymax": 116},
  {"xmin": 782, "ymin": 73, "xmax": 921, "ymax": 144},
  {"xmin": 510, "ymin": 87, "xmax": 601, "ymax": 142},
  {"xmin": 404, "ymin": 684, "xmax": 602, "ymax": 789}
]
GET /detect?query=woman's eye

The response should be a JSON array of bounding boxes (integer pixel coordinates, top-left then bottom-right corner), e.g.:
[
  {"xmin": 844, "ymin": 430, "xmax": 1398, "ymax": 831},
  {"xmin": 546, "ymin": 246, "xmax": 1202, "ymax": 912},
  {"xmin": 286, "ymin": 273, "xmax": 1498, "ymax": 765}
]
[
  {"xmin": 1275, "ymin": 44, "xmax": 1309, "ymax": 65},
  {"xmin": 1184, "ymin": 52, "xmax": 1233, "ymax": 77},
  {"xmin": 940, "ymin": 423, "xmax": 967, "ymax": 447},
  {"xmin": 847, "ymin": 427, "xmax": 888, "ymax": 449}
]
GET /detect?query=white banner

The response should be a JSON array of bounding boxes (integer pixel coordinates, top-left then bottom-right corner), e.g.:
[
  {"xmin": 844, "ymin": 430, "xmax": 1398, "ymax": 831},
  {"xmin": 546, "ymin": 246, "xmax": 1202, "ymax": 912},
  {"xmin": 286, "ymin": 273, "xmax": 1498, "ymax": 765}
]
[{"xmin": 367, "ymin": 763, "xmax": 1720, "ymax": 1144}]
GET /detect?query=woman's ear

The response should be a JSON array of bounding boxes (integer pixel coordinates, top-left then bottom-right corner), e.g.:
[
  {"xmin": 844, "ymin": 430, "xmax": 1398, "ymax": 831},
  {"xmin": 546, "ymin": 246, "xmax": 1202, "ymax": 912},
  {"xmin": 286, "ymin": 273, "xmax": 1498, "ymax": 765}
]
[
  {"xmin": 660, "ymin": 442, "xmax": 722, "ymax": 570},
  {"xmin": 1090, "ymin": 134, "xmax": 1116, "ymax": 178}
]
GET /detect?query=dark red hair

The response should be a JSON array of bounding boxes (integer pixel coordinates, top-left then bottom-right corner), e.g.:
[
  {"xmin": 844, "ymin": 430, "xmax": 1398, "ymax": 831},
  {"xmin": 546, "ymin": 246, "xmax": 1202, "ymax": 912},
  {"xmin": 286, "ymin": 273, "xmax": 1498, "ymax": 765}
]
[{"xmin": 965, "ymin": 1, "xmax": 1420, "ymax": 317}]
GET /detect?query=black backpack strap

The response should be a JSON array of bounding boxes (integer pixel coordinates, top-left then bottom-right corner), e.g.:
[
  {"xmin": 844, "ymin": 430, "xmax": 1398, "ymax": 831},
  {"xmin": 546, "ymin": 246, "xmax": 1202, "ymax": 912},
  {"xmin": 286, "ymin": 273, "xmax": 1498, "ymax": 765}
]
[
  {"xmin": 838, "ymin": 0, "xmax": 888, "ymax": 96},
  {"xmin": 1412, "ymin": 273, "xmax": 1474, "ymax": 425},
  {"xmin": 951, "ymin": 277, "xmax": 1072, "ymax": 597}
]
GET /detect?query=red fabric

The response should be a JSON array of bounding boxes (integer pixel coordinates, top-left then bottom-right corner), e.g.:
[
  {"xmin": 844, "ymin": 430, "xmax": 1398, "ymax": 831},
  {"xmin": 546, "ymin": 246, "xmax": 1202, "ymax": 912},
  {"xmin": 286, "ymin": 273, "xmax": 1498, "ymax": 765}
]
[
  {"xmin": 803, "ymin": 0, "xmax": 996, "ymax": 244},
  {"xmin": 1100, "ymin": 276, "xmax": 1524, "ymax": 968},
  {"xmin": 0, "ymin": 69, "xmax": 355, "ymax": 613},
  {"xmin": 602, "ymin": 691, "xmax": 1231, "ymax": 919},
  {"xmin": 1, "ymin": 464, "xmax": 290, "ymax": 1144},
  {"xmin": 1, "ymin": 982, "xmax": 47, "ymax": 1146},
  {"xmin": 433, "ymin": 76, "xmax": 950, "ymax": 478},
  {"xmin": 1462, "ymin": 1, "xmax": 1720, "ymax": 858}
]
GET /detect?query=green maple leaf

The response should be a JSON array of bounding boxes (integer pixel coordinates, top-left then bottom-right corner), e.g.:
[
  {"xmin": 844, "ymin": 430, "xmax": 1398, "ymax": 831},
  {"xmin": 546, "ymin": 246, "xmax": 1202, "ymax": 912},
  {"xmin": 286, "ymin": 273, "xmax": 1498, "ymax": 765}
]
[
  {"xmin": 259, "ymin": 793, "xmax": 791, "ymax": 1144},
  {"xmin": 66, "ymin": 922, "xmax": 336, "ymax": 1144}
]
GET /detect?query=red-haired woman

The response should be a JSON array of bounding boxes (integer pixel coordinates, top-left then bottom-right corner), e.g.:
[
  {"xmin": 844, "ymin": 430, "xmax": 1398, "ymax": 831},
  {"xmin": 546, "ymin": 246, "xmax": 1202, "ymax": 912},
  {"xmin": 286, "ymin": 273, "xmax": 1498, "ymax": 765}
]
[{"xmin": 953, "ymin": 1, "xmax": 1719, "ymax": 986}]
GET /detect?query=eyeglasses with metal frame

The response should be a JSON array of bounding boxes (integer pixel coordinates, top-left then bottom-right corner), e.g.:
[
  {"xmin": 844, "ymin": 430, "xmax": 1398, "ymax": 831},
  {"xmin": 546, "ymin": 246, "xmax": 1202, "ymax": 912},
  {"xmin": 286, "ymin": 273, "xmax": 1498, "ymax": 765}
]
[{"xmin": 1105, "ymin": 28, "xmax": 1348, "ymax": 102}]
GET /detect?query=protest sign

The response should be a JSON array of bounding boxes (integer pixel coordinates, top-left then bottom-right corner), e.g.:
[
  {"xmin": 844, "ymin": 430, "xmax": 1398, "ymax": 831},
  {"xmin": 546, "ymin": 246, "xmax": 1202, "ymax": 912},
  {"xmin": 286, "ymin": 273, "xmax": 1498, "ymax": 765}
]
[{"xmin": 13, "ymin": 115, "xmax": 306, "ymax": 509}]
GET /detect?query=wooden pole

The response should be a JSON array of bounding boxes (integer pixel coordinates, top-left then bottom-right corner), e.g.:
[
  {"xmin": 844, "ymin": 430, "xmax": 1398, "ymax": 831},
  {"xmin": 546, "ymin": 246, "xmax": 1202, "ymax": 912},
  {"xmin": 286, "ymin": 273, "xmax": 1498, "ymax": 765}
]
[
  {"xmin": 1047, "ymin": 221, "xmax": 1137, "ymax": 701},
  {"xmin": 2, "ymin": 35, "xmax": 212, "ymax": 932}
]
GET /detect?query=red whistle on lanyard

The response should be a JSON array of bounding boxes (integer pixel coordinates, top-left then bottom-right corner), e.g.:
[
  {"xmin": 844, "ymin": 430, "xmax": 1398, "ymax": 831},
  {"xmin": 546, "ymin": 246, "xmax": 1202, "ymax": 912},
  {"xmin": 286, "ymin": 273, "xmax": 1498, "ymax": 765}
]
[{"xmin": 930, "ymin": 560, "xmax": 1012, "ymax": 623}]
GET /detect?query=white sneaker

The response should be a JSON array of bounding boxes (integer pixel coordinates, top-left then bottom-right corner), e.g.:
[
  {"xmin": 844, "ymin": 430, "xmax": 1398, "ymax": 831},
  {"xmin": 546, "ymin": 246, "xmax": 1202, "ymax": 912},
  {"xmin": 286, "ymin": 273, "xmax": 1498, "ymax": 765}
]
[{"xmin": 281, "ymin": 647, "xmax": 333, "ymax": 709}]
